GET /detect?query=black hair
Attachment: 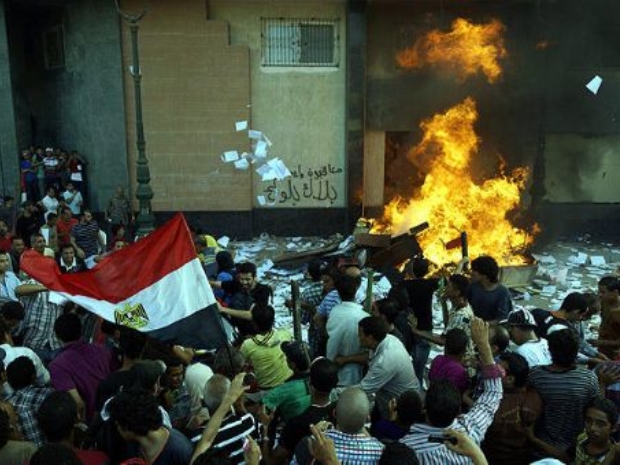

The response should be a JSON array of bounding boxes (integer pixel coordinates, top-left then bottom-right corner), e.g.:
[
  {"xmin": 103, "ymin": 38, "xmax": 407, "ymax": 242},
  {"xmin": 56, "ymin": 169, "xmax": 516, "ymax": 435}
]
[
  {"xmin": 586, "ymin": 396, "xmax": 619, "ymax": 426},
  {"xmin": 471, "ymin": 256, "xmax": 500, "ymax": 283},
  {"xmin": 547, "ymin": 328, "xmax": 579, "ymax": 367},
  {"xmin": 396, "ymin": 390, "xmax": 423, "ymax": 426},
  {"xmin": 108, "ymin": 388, "xmax": 163, "ymax": 436},
  {"xmin": 54, "ymin": 313, "xmax": 82, "ymax": 343},
  {"xmin": 335, "ymin": 273, "xmax": 361, "ymax": 301},
  {"xmin": 359, "ymin": 316, "xmax": 388, "ymax": 343},
  {"xmin": 374, "ymin": 298, "xmax": 402, "ymax": 324},
  {"xmin": 119, "ymin": 326, "xmax": 147, "ymax": 360},
  {"xmin": 252, "ymin": 304, "xmax": 275, "ymax": 333},
  {"xmin": 0, "ymin": 300, "xmax": 26, "ymax": 321},
  {"xmin": 310, "ymin": 357, "xmax": 339, "ymax": 393},
  {"xmin": 490, "ymin": 324, "xmax": 510, "ymax": 353},
  {"xmin": 388, "ymin": 285, "xmax": 410, "ymax": 312},
  {"xmin": 599, "ymin": 276, "xmax": 620, "ymax": 293},
  {"xmin": 216, "ymin": 251, "xmax": 235, "ymax": 274},
  {"xmin": 129, "ymin": 360, "xmax": 165, "ymax": 391},
  {"xmin": 11, "ymin": 235, "xmax": 24, "ymax": 244},
  {"xmin": 410, "ymin": 257, "xmax": 430, "ymax": 278},
  {"xmin": 38, "ymin": 391, "xmax": 78, "ymax": 442},
  {"xmin": 379, "ymin": 442, "xmax": 419, "ymax": 465},
  {"xmin": 449, "ymin": 274, "xmax": 470, "ymax": 297},
  {"xmin": 30, "ymin": 443, "xmax": 82, "ymax": 465},
  {"xmin": 46, "ymin": 212, "xmax": 58, "ymax": 222},
  {"xmin": 444, "ymin": 328, "xmax": 468, "ymax": 357},
  {"xmin": 0, "ymin": 409, "xmax": 10, "ymax": 449},
  {"xmin": 561, "ymin": 292, "xmax": 588, "ymax": 315},
  {"xmin": 6, "ymin": 356, "xmax": 36, "ymax": 391},
  {"xmin": 236, "ymin": 262, "xmax": 257, "ymax": 278},
  {"xmin": 499, "ymin": 351, "xmax": 529, "ymax": 388},
  {"xmin": 425, "ymin": 379, "xmax": 461, "ymax": 427},
  {"xmin": 99, "ymin": 319, "xmax": 120, "ymax": 336},
  {"xmin": 306, "ymin": 258, "xmax": 324, "ymax": 282},
  {"xmin": 0, "ymin": 321, "xmax": 9, "ymax": 345}
]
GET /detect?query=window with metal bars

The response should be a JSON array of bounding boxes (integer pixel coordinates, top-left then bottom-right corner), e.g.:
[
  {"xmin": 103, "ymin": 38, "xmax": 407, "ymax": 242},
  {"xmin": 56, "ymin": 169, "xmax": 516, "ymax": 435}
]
[{"xmin": 261, "ymin": 18, "xmax": 340, "ymax": 67}]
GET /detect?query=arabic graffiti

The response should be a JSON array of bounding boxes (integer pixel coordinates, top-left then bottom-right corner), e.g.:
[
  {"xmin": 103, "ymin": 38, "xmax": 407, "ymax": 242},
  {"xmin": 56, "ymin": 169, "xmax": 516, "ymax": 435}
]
[{"xmin": 261, "ymin": 163, "xmax": 344, "ymax": 206}]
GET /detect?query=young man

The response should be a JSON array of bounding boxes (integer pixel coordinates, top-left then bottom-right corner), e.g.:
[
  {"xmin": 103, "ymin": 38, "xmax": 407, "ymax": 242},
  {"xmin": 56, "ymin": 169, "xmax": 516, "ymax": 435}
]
[
  {"xmin": 38, "ymin": 391, "xmax": 110, "ymax": 463},
  {"xmin": 528, "ymin": 328, "xmax": 598, "ymax": 458},
  {"xmin": 70, "ymin": 209, "xmax": 102, "ymax": 260},
  {"xmin": 593, "ymin": 276, "xmax": 620, "ymax": 359},
  {"xmin": 400, "ymin": 317, "xmax": 503, "ymax": 464},
  {"xmin": 57, "ymin": 243, "xmax": 87, "ymax": 274},
  {"xmin": 62, "ymin": 182, "xmax": 83, "ymax": 216},
  {"xmin": 482, "ymin": 351, "xmax": 542, "ymax": 465},
  {"xmin": 428, "ymin": 328, "xmax": 470, "ymax": 394},
  {"xmin": 356, "ymin": 316, "xmax": 419, "ymax": 419},
  {"xmin": 325, "ymin": 274, "xmax": 367, "ymax": 387},
  {"xmin": 109, "ymin": 388, "xmax": 193, "ymax": 465},
  {"xmin": 504, "ymin": 308, "xmax": 552, "ymax": 368},
  {"xmin": 467, "ymin": 255, "xmax": 513, "ymax": 324},
  {"xmin": 56, "ymin": 207, "xmax": 78, "ymax": 248},
  {"xmin": 49, "ymin": 313, "xmax": 116, "ymax": 423},
  {"xmin": 575, "ymin": 397, "xmax": 618, "ymax": 463},
  {"xmin": 0, "ymin": 252, "xmax": 21, "ymax": 302}
]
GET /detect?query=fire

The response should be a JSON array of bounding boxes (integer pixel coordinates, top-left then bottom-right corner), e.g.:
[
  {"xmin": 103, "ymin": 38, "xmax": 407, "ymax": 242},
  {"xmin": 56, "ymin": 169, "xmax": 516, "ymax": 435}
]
[
  {"xmin": 373, "ymin": 98, "xmax": 534, "ymax": 265},
  {"xmin": 396, "ymin": 18, "xmax": 507, "ymax": 83}
]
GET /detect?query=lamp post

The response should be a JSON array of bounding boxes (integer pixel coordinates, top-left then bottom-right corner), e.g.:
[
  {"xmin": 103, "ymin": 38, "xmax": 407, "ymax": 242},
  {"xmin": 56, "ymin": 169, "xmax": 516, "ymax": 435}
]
[{"xmin": 115, "ymin": 0, "xmax": 155, "ymax": 237}]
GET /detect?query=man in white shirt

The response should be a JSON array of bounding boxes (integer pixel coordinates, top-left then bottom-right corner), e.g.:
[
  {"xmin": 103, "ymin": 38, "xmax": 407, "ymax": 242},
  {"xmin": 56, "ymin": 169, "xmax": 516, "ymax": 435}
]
[
  {"xmin": 0, "ymin": 319, "xmax": 50, "ymax": 395},
  {"xmin": 504, "ymin": 308, "xmax": 552, "ymax": 367},
  {"xmin": 326, "ymin": 274, "xmax": 368, "ymax": 386},
  {"xmin": 0, "ymin": 251, "xmax": 21, "ymax": 301},
  {"xmin": 41, "ymin": 187, "xmax": 59, "ymax": 218},
  {"xmin": 62, "ymin": 182, "xmax": 83, "ymax": 216}
]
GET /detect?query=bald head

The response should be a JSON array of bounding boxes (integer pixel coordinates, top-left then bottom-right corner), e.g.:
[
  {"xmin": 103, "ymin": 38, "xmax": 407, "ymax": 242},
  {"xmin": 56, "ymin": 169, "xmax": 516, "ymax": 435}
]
[
  {"xmin": 336, "ymin": 387, "xmax": 370, "ymax": 433},
  {"xmin": 203, "ymin": 374, "xmax": 231, "ymax": 413}
]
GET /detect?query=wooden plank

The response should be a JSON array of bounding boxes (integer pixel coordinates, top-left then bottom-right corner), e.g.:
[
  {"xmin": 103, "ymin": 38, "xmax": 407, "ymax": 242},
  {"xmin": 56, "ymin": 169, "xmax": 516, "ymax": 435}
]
[{"xmin": 290, "ymin": 280, "xmax": 302, "ymax": 342}]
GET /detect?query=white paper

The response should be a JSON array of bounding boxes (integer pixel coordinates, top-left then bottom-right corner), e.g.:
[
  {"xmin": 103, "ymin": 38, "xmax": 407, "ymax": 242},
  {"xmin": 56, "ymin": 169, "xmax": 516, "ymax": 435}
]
[
  {"xmin": 248, "ymin": 130, "xmax": 263, "ymax": 140},
  {"xmin": 590, "ymin": 255, "xmax": 606, "ymax": 266},
  {"xmin": 235, "ymin": 121, "xmax": 248, "ymax": 132},
  {"xmin": 267, "ymin": 158, "xmax": 291, "ymax": 180},
  {"xmin": 254, "ymin": 140, "xmax": 268, "ymax": 158},
  {"xmin": 257, "ymin": 195, "xmax": 266, "ymax": 206},
  {"xmin": 221, "ymin": 150, "xmax": 239, "ymax": 163},
  {"xmin": 217, "ymin": 236, "xmax": 230, "ymax": 248},
  {"xmin": 541, "ymin": 285, "xmax": 557, "ymax": 294},
  {"xmin": 586, "ymin": 75, "xmax": 603, "ymax": 95},
  {"xmin": 234, "ymin": 158, "xmax": 250, "ymax": 170}
]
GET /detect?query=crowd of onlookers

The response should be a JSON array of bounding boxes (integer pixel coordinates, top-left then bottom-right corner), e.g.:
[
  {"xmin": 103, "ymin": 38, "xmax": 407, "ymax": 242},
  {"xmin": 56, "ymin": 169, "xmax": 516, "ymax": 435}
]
[{"xmin": 0, "ymin": 146, "xmax": 619, "ymax": 464}]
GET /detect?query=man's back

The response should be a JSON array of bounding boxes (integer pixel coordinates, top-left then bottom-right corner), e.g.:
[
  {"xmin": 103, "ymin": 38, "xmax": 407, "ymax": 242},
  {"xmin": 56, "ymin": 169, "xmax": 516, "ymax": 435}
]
[
  {"xmin": 529, "ymin": 365, "xmax": 598, "ymax": 451},
  {"xmin": 50, "ymin": 341, "xmax": 114, "ymax": 421},
  {"xmin": 326, "ymin": 301, "xmax": 367, "ymax": 386},
  {"xmin": 467, "ymin": 281, "xmax": 513, "ymax": 322}
]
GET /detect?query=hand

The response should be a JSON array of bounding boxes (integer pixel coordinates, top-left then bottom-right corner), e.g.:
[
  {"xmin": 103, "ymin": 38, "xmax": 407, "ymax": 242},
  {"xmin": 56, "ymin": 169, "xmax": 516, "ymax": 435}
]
[
  {"xmin": 589, "ymin": 339, "xmax": 603, "ymax": 347},
  {"xmin": 388, "ymin": 397, "xmax": 398, "ymax": 422},
  {"xmin": 256, "ymin": 404, "xmax": 274, "ymax": 427},
  {"xmin": 597, "ymin": 363, "xmax": 620, "ymax": 387},
  {"xmin": 443, "ymin": 429, "xmax": 484, "ymax": 460},
  {"xmin": 408, "ymin": 313, "xmax": 419, "ymax": 331},
  {"xmin": 243, "ymin": 436, "xmax": 262, "ymax": 465},
  {"xmin": 308, "ymin": 424, "xmax": 338, "ymax": 465},
  {"xmin": 596, "ymin": 353, "xmax": 610, "ymax": 361},
  {"xmin": 471, "ymin": 317, "xmax": 490, "ymax": 348},
  {"xmin": 225, "ymin": 373, "xmax": 249, "ymax": 405},
  {"xmin": 334, "ymin": 356, "xmax": 347, "ymax": 367},
  {"xmin": 76, "ymin": 248, "xmax": 85, "ymax": 259}
]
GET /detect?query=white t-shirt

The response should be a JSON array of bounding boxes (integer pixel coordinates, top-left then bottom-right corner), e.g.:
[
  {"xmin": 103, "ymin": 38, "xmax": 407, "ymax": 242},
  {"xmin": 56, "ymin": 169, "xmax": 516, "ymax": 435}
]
[
  {"xmin": 62, "ymin": 190, "xmax": 84, "ymax": 215},
  {"xmin": 516, "ymin": 338, "xmax": 552, "ymax": 368}
]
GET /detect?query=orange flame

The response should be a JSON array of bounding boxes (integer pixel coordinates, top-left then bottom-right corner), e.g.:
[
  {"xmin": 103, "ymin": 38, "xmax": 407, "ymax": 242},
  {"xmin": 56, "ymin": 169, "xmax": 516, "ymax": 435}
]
[
  {"xmin": 396, "ymin": 18, "xmax": 507, "ymax": 83},
  {"xmin": 373, "ymin": 98, "xmax": 534, "ymax": 265}
]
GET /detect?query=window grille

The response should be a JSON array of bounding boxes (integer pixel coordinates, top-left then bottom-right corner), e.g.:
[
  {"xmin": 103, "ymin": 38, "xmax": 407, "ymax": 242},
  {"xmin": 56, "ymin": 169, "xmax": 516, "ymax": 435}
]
[{"xmin": 261, "ymin": 18, "xmax": 339, "ymax": 67}]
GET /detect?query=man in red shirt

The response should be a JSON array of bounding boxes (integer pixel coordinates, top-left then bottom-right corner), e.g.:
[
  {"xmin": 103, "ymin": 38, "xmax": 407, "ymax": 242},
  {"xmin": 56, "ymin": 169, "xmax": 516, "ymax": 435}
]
[
  {"xmin": 0, "ymin": 220, "xmax": 12, "ymax": 252},
  {"xmin": 56, "ymin": 207, "xmax": 78, "ymax": 248}
]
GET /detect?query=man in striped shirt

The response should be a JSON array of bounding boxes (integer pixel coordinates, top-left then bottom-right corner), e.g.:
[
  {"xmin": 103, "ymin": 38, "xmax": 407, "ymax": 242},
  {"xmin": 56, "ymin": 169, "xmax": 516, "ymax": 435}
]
[
  {"xmin": 400, "ymin": 317, "xmax": 503, "ymax": 465},
  {"xmin": 193, "ymin": 374, "xmax": 258, "ymax": 464},
  {"xmin": 70, "ymin": 209, "xmax": 102, "ymax": 260}
]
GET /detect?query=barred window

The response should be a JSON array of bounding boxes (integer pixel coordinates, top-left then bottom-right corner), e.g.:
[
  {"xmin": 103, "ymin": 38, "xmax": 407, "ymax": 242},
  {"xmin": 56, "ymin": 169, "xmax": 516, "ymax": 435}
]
[{"xmin": 261, "ymin": 18, "xmax": 340, "ymax": 67}]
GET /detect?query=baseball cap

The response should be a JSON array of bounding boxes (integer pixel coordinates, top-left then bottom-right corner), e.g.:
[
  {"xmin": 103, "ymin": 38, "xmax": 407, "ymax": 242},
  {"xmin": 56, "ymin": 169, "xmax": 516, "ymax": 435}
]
[
  {"xmin": 281, "ymin": 341, "xmax": 310, "ymax": 372},
  {"xmin": 503, "ymin": 308, "xmax": 537, "ymax": 328}
]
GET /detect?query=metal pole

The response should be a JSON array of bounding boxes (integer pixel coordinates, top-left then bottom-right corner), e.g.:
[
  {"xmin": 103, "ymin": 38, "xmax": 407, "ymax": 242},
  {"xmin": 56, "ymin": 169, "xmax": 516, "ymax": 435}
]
[{"xmin": 116, "ymin": 1, "xmax": 155, "ymax": 237}]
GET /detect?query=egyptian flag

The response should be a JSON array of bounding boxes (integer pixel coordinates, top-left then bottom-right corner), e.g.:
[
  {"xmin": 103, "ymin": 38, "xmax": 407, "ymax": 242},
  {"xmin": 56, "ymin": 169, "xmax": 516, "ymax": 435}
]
[{"xmin": 20, "ymin": 213, "xmax": 229, "ymax": 350}]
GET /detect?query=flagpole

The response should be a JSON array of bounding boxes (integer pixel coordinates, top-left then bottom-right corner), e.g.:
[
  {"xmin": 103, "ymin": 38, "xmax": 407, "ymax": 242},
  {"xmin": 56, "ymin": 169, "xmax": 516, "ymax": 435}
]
[{"xmin": 116, "ymin": 0, "xmax": 156, "ymax": 237}]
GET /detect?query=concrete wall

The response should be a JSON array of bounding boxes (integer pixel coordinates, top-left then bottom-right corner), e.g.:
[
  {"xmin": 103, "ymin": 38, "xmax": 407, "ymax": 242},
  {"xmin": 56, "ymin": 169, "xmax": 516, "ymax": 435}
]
[
  {"xmin": 0, "ymin": 0, "xmax": 20, "ymax": 198},
  {"xmin": 119, "ymin": 0, "xmax": 251, "ymax": 212},
  {"xmin": 209, "ymin": 0, "xmax": 347, "ymax": 209}
]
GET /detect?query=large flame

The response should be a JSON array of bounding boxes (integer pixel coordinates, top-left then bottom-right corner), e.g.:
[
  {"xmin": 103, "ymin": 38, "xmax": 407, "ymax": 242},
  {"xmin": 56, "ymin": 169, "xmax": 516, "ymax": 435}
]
[
  {"xmin": 397, "ymin": 18, "xmax": 507, "ymax": 83},
  {"xmin": 373, "ymin": 98, "xmax": 534, "ymax": 265}
]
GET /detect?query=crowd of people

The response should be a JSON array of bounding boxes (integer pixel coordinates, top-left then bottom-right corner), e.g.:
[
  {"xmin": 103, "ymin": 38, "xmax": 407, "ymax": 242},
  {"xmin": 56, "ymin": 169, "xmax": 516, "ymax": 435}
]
[{"xmin": 0, "ymin": 172, "xmax": 619, "ymax": 464}]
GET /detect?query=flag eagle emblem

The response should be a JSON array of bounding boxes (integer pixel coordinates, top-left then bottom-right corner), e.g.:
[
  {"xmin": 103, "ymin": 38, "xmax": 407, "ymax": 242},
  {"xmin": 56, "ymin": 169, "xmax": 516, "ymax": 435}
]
[{"xmin": 114, "ymin": 302, "xmax": 149, "ymax": 329}]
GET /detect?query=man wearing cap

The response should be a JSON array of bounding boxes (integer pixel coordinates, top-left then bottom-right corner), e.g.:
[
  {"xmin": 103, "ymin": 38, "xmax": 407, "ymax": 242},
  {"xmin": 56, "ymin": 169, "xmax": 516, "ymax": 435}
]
[
  {"xmin": 42, "ymin": 147, "xmax": 60, "ymax": 191},
  {"xmin": 260, "ymin": 340, "xmax": 312, "ymax": 423},
  {"xmin": 504, "ymin": 308, "xmax": 552, "ymax": 368}
]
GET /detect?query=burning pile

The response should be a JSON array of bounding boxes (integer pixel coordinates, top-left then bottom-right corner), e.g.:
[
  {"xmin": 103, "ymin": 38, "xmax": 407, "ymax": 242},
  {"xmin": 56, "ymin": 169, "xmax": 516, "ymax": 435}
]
[{"xmin": 374, "ymin": 17, "xmax": 536, "ymax": 265}]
